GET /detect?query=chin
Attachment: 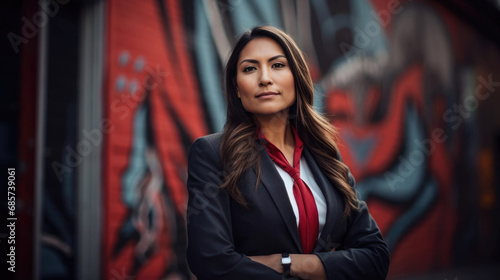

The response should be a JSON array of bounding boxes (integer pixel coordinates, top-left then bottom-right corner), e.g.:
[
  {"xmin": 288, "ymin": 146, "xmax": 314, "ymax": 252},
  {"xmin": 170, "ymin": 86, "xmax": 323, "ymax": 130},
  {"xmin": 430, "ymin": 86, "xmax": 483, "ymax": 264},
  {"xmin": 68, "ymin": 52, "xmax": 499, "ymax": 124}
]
[{"xmin": 250, "ymin": 108, "xmax": 290, "ymax": 117}]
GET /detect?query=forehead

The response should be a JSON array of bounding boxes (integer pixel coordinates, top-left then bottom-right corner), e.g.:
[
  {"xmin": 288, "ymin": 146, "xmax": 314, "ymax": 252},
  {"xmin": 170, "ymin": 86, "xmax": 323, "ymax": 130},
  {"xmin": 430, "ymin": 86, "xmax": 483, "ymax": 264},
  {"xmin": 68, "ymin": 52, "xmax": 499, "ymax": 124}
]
[{"xmin": 238, "ymin": 37, "xmax": 285, "ymax": 62}]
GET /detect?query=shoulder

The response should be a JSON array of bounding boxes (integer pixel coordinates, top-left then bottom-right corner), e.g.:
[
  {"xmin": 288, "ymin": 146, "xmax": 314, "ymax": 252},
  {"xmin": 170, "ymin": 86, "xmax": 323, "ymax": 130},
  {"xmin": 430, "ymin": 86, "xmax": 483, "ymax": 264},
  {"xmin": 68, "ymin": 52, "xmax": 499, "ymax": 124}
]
[
  {"xmin": 198, "ymin": 132, "xmax": 224, "ymax": 145},
  {"xmin": 189, "ymin": 132, "xmax": 224, "ymax": 162},
  {"xmin": 188, "ymin": 133, "xmax": 223, "ymax": 172},
  {"xmin": 191, "ymin": 132, "xmax": 224, "ymax": 150}
]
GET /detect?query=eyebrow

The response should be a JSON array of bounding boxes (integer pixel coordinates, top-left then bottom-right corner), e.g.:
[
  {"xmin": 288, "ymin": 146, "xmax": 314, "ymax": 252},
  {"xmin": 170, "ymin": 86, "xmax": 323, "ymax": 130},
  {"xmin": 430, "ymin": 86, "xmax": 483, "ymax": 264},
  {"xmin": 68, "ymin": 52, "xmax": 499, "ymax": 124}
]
[{"xmin": 239, "ymin": 54, "xmax": 286, "ymax": 65}]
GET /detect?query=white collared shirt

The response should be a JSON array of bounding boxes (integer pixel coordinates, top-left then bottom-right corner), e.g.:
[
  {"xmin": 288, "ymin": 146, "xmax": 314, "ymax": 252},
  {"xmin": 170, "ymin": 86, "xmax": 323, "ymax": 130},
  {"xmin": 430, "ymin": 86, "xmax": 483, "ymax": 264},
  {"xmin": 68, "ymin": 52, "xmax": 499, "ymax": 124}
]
[{"xmin": 273, "ymin": 157, "xmax": 327, "ymax": 237}]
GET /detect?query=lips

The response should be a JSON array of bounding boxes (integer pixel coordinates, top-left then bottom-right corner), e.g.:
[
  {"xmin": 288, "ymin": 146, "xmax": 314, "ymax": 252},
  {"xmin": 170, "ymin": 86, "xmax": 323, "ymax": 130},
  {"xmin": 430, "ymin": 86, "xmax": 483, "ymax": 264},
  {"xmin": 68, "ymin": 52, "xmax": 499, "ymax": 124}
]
[{"xmin": 256, "ymin": 91, "xmax": 279, "ymax": 98}]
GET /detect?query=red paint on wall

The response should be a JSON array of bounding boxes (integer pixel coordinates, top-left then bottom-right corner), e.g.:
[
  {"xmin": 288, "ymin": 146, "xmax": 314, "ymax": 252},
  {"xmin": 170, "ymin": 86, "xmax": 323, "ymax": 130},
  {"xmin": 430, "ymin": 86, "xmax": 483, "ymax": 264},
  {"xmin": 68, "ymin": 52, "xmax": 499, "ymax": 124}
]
[{"xmin": 102, "ymin": 0, "xmax": 207, "ymax": 278}]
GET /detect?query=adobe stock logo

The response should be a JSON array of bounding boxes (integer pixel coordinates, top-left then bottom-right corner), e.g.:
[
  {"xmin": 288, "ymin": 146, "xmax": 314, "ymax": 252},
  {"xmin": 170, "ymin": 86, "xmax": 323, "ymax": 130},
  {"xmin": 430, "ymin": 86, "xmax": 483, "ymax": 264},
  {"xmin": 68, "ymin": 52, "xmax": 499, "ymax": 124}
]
[
  {"xmin": 384, "ymin": 74, "xmax": 500, "ymax": 188},
  {"xmin": 51, "ymin": 118, "xmax": 115, "ymax": 182},
  {"xmin": 339, "ymin": 0, "xmax": 405, "ymax": 60},
  {"xmin": 7, "ymin": 0, "xmax": 70, "ymax": 54}
]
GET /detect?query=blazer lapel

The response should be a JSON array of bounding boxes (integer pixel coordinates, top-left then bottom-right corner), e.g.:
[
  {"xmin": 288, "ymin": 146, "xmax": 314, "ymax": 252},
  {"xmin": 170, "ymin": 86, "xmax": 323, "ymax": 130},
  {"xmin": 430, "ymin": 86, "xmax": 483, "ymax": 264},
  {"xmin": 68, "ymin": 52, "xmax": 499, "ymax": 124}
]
[
  {"xmin": 257, "ymin": 143, "xmax": 303, "ymax": 253},
  {"xmin": 303, "ymin": 148, "xmax": 344, "ymax": 252}
]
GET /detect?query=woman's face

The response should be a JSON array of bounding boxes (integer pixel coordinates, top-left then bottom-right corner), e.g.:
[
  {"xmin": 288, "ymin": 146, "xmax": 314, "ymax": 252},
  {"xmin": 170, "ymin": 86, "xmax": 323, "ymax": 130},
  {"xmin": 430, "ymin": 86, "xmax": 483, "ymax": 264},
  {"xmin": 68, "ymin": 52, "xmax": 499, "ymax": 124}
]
[{"xmin": 236, "ymin": 37, "xmax": 295, "ymax": 118}]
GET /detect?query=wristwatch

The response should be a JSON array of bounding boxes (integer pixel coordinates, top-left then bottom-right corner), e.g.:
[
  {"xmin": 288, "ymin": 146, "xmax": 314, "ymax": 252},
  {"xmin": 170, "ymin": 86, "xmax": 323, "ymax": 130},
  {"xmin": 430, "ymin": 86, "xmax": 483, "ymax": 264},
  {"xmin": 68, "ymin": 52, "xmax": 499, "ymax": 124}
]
[{"xmin": 281, "ymin": 253, "xmax": 291, "ymax": 277}]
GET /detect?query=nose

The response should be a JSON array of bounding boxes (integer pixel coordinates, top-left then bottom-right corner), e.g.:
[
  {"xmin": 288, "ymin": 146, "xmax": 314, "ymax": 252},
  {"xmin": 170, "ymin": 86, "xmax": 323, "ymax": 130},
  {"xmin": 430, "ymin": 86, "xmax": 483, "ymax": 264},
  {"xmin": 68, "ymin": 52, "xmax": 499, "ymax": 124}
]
[{"xmin": 259, "ymin": 68, "xmax": 273, "ymax": 86}]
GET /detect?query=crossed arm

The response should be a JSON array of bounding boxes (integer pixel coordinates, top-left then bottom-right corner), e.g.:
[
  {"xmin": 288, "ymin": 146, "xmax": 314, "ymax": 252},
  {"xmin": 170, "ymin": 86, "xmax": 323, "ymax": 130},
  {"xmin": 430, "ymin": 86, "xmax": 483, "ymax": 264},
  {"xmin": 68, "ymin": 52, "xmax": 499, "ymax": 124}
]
[
  {"xmin": 249, "ymin": 253, "xmax": 326, "ymax": 279},
  {"xmin": 186, "ymin": 137, "xmax": 389, "ymax": 280}
]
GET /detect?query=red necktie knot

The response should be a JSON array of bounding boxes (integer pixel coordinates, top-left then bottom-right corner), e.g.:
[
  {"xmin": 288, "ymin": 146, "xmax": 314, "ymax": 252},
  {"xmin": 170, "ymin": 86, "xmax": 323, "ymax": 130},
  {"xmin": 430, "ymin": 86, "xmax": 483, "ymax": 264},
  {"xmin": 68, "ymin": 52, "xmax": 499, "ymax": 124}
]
[{"xmin": 289, "ymin": 168, "xmax": 301, "ymax": 181}]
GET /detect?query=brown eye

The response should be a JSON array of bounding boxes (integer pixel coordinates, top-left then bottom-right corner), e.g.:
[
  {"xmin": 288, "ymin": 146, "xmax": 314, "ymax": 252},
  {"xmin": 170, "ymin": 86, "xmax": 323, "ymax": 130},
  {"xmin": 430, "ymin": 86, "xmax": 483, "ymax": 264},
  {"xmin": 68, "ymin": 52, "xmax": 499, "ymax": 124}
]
[
  {"xmin": 243, "ymin": 66, "xmax": 256, "ymax": 72},
  {"xmin": 272, "ymin": 62, "xmax": 285, "ymax": 68}
]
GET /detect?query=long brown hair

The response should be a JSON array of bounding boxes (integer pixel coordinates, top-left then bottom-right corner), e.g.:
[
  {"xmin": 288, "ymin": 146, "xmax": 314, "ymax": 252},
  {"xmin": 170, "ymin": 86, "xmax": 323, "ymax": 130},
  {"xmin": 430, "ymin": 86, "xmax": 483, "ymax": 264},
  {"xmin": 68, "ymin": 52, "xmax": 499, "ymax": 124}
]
[{"xmin": 221, "ymin": 26, "xmax": 358, "ymax": 216}]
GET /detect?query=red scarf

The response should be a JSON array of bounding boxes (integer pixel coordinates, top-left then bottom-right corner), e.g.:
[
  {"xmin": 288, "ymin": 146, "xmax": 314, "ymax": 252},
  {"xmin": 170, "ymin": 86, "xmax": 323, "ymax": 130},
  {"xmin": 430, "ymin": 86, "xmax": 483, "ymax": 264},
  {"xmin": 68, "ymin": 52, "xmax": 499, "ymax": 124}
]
[{"xmin": 257, "ymin": 126, "xmax": 318, "ymax": 253}]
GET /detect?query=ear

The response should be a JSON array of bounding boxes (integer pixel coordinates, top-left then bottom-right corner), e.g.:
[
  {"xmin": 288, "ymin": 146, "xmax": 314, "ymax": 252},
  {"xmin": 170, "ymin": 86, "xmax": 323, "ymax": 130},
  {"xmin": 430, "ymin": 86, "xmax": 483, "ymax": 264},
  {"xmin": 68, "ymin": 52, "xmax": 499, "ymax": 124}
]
[{"xmin": 237, "ymin": 88, "xmax": 241, "ymax": 98}]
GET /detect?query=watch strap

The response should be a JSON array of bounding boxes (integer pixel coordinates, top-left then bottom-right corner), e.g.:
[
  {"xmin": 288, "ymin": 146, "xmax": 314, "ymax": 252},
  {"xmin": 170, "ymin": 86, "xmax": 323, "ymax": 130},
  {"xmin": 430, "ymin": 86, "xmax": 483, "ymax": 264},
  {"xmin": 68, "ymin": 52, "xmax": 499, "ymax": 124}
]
[{"xmin": 281, "ymin": 253, "xmax": 291, "ymax": 277}]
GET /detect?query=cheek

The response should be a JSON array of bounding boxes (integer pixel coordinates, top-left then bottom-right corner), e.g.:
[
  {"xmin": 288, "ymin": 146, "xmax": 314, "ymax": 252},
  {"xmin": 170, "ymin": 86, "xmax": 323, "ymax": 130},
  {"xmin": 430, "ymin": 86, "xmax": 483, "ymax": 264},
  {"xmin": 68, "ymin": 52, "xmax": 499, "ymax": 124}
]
[
  {"xmin": 288, "ymin": 78, "xmax": 295, "ymax": 91},
  {"xmin": 236, "ymin": 77, "xmax": 252, "ymax": 110},
  {"xmin": 236, "ymin": 77, "xmax": 254, "ymax": 98},
  {"xmin": 284, "ymin": 74, "xmax": 295, "ymax": 98}
]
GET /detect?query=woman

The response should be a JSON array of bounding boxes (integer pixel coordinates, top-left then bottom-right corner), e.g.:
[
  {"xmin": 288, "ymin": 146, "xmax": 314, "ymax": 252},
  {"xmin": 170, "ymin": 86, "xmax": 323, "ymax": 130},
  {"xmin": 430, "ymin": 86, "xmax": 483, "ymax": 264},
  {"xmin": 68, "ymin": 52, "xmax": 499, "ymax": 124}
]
[{"xmin": 186, "ymin": 26, "xmax": 389, "ymax": 280}]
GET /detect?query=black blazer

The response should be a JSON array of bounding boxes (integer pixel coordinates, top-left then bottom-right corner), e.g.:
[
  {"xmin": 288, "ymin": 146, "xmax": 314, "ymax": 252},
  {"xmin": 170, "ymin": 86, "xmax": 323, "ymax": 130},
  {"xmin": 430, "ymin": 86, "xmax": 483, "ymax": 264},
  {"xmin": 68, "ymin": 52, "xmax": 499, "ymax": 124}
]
[{"xmin": 186, "ymin": 133, "xmax": 389, "ymax": 280}]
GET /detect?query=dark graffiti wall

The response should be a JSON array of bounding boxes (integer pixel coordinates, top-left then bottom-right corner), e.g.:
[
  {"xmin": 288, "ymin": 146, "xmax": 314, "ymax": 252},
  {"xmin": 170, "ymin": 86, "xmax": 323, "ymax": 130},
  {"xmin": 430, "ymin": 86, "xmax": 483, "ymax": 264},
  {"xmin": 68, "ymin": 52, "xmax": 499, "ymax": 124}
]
[
  {"xmin": 103, "ymin": 0, "xmax": 207, "ymax": 279},
  {"xmin": 99, "ymin": 0, "xmax": 500, "ymax": 279},
  {"xmin": 8, "ymin": 0, "xmax": 500, "ymax": 280}
]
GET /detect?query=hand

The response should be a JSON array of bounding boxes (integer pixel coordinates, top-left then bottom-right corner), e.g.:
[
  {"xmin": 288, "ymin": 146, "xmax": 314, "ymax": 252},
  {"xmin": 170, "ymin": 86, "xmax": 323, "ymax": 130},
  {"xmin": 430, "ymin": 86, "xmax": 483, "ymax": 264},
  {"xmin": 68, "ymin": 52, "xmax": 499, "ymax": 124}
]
[
  {"xmin": 290, "ymin": 254, "xmax": 326, "ymax": 280},
  {"xmin": 248, "ymin": 254, "xmax": 283, "ymax": 274},
  {"xmin": 248, "ymin": 253, "xmax": 327, "ymax": 279}
]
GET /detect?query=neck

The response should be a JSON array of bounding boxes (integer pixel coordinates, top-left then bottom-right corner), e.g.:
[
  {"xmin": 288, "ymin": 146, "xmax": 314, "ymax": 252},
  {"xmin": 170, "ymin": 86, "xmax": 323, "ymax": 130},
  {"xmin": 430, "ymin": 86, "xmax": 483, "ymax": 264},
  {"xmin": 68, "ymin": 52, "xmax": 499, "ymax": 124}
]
[{"xmin": 255, "ymin": 112, "xmax": 294, "ymax": 151}]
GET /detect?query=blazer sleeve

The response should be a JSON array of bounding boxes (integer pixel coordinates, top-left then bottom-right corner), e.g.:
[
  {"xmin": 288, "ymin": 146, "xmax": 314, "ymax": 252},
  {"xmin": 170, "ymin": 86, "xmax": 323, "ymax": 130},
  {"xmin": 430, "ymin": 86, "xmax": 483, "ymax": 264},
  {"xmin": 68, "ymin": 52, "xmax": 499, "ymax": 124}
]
[
  {"xmin": 186, "ymin": 137, "xmax": 282, "ymax": 280},
  {"xmin": 314, "ymin": 171, "xmax": 390, "ymax": 280}
]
